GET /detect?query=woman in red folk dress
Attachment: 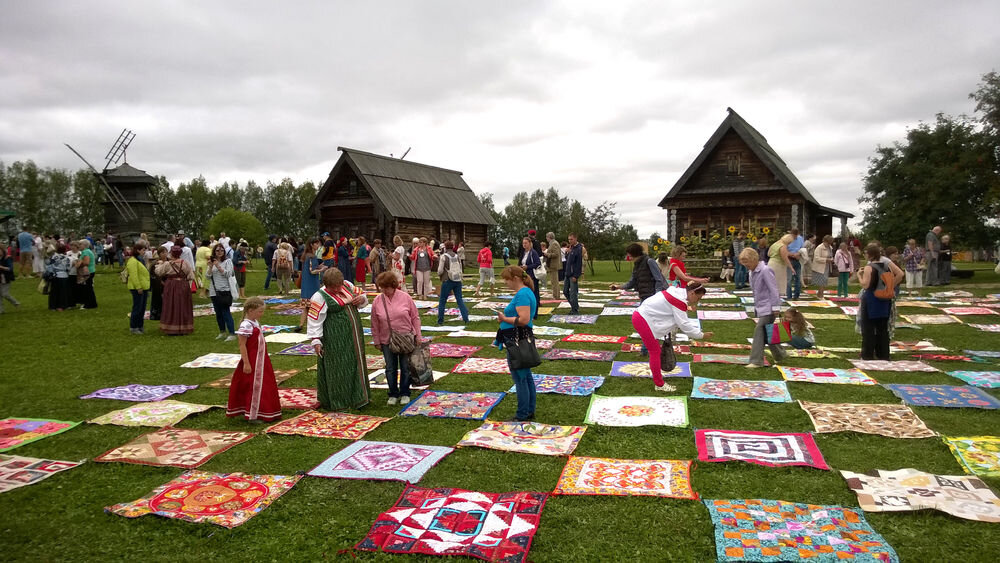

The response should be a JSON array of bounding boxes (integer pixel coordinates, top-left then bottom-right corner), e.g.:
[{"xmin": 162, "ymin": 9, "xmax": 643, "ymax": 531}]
[{"xmin": 227, "ymin": 297, "xmax": 282, "ymax": 422}]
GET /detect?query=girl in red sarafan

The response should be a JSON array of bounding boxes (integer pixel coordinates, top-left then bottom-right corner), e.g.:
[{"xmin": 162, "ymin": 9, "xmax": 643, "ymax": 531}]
[{"xmin": 227, "ymin": 296, "xmax": 282, "ymax": 422}]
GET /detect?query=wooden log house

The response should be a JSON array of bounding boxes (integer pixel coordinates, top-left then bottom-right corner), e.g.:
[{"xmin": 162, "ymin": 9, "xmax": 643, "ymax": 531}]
[
  {"xmin": 659, "ymin": 108, "xmax": 853, "ymax": 242},
  {"xmin": 306, "ymin": 148, "xmax": 496, "ymax": 255}
]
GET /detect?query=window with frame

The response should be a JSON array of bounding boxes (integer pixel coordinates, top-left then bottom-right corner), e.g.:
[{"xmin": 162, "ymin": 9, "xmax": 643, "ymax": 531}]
[
  {"xmin": 726, "ymin": 152, "xmax": 741, "ymax": 175},
  {"xmin": 348, "ymin": 180, "xmax": 359, "ymax": 196}
]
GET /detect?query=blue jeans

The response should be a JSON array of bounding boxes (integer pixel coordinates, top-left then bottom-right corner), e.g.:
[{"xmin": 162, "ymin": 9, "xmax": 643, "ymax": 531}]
[
  {"xmin": 510, "ymin": 366, "xmax": 536, "ymax": 419},
  {"xmin": 437, "ymin": 279, "xmax": 470, "ymax": 324},
  {"xmin": 563, "ymin": 277, "xmax": 580, "ymax": 313},
  {"xmin": 129, "ymin": 289, "xmax": 148, "ymax": 329},
  {"xmin": 211, "ymin": 293, "xmax": 235, "ymax": 334},
  {"xmin": 733, "ymin": 262, "xmax": 748, "ymax": 288},
  {"xmin": 263, "ymin": 260, "xmax": 273, "ymax": 288},
  {"xmin": 790, "ymin": 335, "xmax": 814, "ymax": 350},
  {"xmin": 787, "ymin": 260, "xmax": 802, "ymax": 299},
  {"xmin": 382, "ymin": 346, "xmax": 411, "ymax": 398}
]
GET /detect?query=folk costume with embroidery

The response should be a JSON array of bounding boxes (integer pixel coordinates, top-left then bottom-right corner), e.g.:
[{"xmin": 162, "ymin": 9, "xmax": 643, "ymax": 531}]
[
  {"xmin": 307, "ymin": 282, "xmax": 371, "ymax": 411},
  {"xmin": 226, "ymin": 319, "xmax": 282, "ymax": 422}
]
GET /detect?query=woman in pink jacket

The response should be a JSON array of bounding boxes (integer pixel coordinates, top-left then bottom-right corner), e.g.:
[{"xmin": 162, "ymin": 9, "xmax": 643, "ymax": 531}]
[{"xmin": 370, "ymin": 271, "xmax": 423, "ymax": 405}]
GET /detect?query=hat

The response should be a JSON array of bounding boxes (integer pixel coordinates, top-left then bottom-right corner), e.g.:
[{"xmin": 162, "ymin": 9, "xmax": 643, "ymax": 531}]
[
  {"xmin": 528, "ymin": 229, "xmax": 536, "ymax": 235},
  {"xmin": 177, "ymin": 230, "xmax": 185, "ymax": 235},
  {"xmin": 322, "ymin": 232, "xmax": 330, "ymax": 237}
]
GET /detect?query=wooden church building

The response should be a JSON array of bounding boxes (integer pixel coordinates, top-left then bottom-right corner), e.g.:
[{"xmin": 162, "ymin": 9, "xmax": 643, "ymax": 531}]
[
  {"xmin": 307, "ymin": 148, "xmax": 496, "ymax": 254},
  {"xmin": 658, "ymin": 108, "xmax": 853, "ymax": 242}
]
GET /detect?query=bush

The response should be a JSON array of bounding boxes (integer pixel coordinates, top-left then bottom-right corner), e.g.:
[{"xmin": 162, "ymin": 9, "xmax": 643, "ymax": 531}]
[{"xmin": 204, "ymin": 208, "xmax": 266, "ymax": 247}]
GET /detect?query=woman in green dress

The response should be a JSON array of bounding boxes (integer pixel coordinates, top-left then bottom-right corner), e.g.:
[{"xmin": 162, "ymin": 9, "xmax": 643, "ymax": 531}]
[{"xmin": 306, "ymin": 268, "xmax": 371, "ymax": 410}]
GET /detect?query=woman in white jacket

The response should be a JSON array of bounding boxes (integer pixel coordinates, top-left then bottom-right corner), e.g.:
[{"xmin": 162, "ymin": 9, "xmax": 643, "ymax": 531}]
[{"xmin": 631, "ymin": 281, "xmax": 712, "ymax": 391}]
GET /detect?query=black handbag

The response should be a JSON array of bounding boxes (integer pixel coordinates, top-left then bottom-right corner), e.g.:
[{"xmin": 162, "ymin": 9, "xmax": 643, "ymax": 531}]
[
  {"xmin": 660, "ymin": 333, "xmax": 677, "ymax": 372},
  {"xmin": 503, "ymin": 325, "xmax": 542, "ymax": 370}
]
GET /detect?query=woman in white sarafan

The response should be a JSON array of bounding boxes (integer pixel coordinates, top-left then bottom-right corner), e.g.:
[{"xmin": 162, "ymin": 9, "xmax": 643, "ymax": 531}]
[{"xmin": 631, "ymin": 282, "xmax": 712, "ymax": 391}]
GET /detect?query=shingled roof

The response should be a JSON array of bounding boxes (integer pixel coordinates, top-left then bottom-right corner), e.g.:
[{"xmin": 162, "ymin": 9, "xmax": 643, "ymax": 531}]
[
  {"xmin": 309, "ymin": 148, "xmax": 496, "ymax": 225},
  {"xmin": 103, "ymin": 163, "xmax": 155, "ymax": 181},
  {"xmin": 659, "ymin": 108, "xmax": 851, "ymax": 217}
]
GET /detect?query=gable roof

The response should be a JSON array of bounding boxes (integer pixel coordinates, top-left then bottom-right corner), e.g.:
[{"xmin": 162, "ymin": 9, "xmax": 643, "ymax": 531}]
[
  {"xmin": 659, "ymin": 108, "xmax": 828, "ymax": 208},
  {"xmin": 308, "ymin": 148, "xmax": 496, "ymax": 225}
]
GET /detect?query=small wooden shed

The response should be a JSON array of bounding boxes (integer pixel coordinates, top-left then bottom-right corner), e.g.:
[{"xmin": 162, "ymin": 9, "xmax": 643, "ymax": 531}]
[{"xmin": 306, "ymin": 148, "xmax": 496, "ymax": 254}]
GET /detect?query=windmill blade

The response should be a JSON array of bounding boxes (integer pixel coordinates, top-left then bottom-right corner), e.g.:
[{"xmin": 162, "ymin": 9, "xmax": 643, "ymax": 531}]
[{"xmin": 64, "ymin": 143, "xmax": 138, "ymax": 220}]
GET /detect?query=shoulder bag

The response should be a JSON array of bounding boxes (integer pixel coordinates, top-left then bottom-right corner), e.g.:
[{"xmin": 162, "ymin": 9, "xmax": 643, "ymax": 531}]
[
  {"xmin": 381, "ymin": 295, "xmax": 416, "ymax": 355},
  {"xmin": 660, "ymin": 333, "xmax": 677, "ymax": 372},
  {"xmin": 503, "ymin": 325, "xmax": 542, "ymax": 370}
]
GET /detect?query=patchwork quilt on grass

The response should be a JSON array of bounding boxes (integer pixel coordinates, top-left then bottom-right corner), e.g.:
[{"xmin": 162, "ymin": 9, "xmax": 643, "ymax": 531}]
[
  {"xmin": 889, "ymin": 341, "xmax": 946, "ymax": 352},
  {"xmin": 553, "ymin": 456, "xmax": 697, "ymax": 498},
  {"xmin": 451, "ymin": 357, "xmax": 510, "ymax": 374},
  {"xmin": 777, "ymin": 367, "xmax": 877, "ymax": 386},
  {"xmin": 265, "ymin": 411, "xmax": 389, "ymax": 440},
  {"xmin": 548, "ymin": 314, "xmax": 600, "ymax": 325},
  {"xmin": 105, "ymin": 470, "xmax": 301, "ymax": 528},
  {"xmin": 507, "ymin": 375, "xmax": 605, "ymax": 396},
  {"xmin": 80, "ymin": 384, "xmax": 199, "ymax": 402},
  {"xmin": 542, "ymin": 348, "xmax": 616, "ymax": 362},
  {"xmin": 946, "ymin": 371, "xmax": 1000, "ymax": 388},
  {"xmin": 308, "ymin": 441, "xmax": 453, "ymax": 483},
  {"xmin": 901, "ymin": 314, "xmax": 961, "ymax": 325},
  {"xmin": 690, "ymin": 377, "xmax": 791, "ymax": 402},
  {"xmin": 968, "ymin": 323, "xmax": 1000, "ymax": 332},
  {"xmin": 779, "ymin": 349, "xmax": 841, "ymax": 359},
  {"xmin": 849, "ymin": 360, "xmax": 938, "ymax": 372},
  {"xmin": 703, "ymin": 499, "xmax": 899, "ymax": 562},
  {"xmin": 263, "ymin": 332, "xmax": 311, "ymax": 344},
  {"xmin": 0, "ymin": 418, "xmax": 81, "ymax": 452},
  {"xmin": 882, "ymin": 384, "xmax": 1000, "ymax": 409},
  {"xmin": 696, "ymin": 310, "xmax": 748, "ymax": 320},
  {"xmin": 693, "ymin": 353, "xmax": 764, "ymax": 365},
  {"xmin": 94, "ymin": 427, "xmax": 253, "ymax": 468},
  {"xmin": 277, "ymin": 388, "xmax": 320, "ymax": 410},
  {"xmin": 841, "ymin": 468, "xmax": 1000, "ymax": 522},
  {"xmin": 798, "ymin": 401, "xmax": 936, "ymax": 439},
  {"xmin": 366, "ymin": 355, "xmax": 386, "ymax": 370},
  {"xmin": 458, "ymin": 421, "xmax": 586, "ymax": 456},
  {"xmin": 0, "ymin": 455, "xmax": 83, "ymax": 493},
  {"xmin": 529, "ymin": 325, "xmax": 574, "ymax": 336},
  {"xmin": 205, "ymin": 369, "xmax": 299, "ymax": 389},
  {"xmin": 561, "ymin": 333, "xmax": 627, "ymax": 344},
  {"xmin": 601, "ymin": 307, "xmax": 636, "ymax": 316},
  {"xmin": 940, "ymin": 307, "xmax": 998, "ymax": 316},
  {"xmin": 400, "ymin": 390, "xmax": 506, "ymax": 420},
  {"xmin": 356, "ymin": 485, "xmax": 547, "ymax": 563},
  {"xmin": 277, "ymin": 343, "xmax": 316, "ymax": 356},
  {"xmin": 965, "ymin": 350, "xmax": 1000, "ymax": 358},
  {"xmin": 428, "ymin": 343, "xmax": 482, "ymax": 358},
  {"xmin": 695, "ymin": 429, "xmax": 828, "ymax": 470},
  {"xmin": 180, "ymin": 353, "xmax": 242, "ymax": 369},
  {"xmin": 689, "ymin": 341, "xmax": 752, "ymax": 350},
  {"xmin": 88, "ymin": 401, "xmax": 217, "ymax": 428},
  {"xmin": 584, "ymin": 395, "xmax": 688, "ymax": 427},
  {"xmin": 941, "ymin": 436, "xmax": 1000, "ymax": 477},
  {"xmin": 609, "ymin": 361, "xmax": 691, "ymax": 378}
]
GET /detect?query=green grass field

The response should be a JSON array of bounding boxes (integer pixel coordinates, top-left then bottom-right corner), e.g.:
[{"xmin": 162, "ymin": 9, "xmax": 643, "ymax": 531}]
[{"xmin": 0, "ymin": 262, "xmax": 998, "ymax": 562}]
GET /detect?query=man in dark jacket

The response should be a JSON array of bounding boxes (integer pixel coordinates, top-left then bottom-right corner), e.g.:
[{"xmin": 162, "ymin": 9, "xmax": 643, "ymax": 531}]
[
  {"xmin": 563, "ymin": 233, "xmax": 583, "ymax": 314},
  {"xmin": 263, "ymin": 235, "xmax": 277, "ymax": 290}
]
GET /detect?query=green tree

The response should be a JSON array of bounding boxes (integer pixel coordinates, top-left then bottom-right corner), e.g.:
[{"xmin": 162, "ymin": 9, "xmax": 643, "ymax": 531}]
[
  {"xmin": 71, "ymin": 169, "xmax": 105, "ymax": 234},
  {"xmin": 204, "ymin": 208, "xmax": 266, "ymax": 247},
  {"xmin": 173, "ymin": 176, "xmax": 215, "ymax": 236}
]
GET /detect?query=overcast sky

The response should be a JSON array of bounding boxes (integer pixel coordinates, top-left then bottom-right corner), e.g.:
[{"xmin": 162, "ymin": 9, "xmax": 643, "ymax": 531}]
[{"xmin": 2, "ymin": 0, "xmax": 997, "ymax": 236}]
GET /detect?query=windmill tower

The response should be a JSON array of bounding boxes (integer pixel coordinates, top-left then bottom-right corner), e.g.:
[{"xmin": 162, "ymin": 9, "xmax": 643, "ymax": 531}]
[{"xmin": 66, "ymin": 129, "xmax": 166, "ymax": 240}]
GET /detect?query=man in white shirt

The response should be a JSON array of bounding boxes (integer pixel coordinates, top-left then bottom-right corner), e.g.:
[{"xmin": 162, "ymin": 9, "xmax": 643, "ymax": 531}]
[{"xmin": 218, "ymin": 232, "xmax": 231, "ymax": 252}]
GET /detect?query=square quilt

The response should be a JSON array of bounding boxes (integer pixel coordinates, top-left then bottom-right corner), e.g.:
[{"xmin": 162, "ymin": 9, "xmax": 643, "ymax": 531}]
[
  {"xmin": 264, "ymin": 332, "xmax": 311, "ymax": 344},
  {"xmin": 105, "ymin": 470, "xmax": 301, "ymax": 528},
  {"xmin": 694, "ymin": 353, "xmax": 765, "ymax": 365},
  {"xmin": 780, "ymin": 349, "xmax": 841, "ymax": 359},
  {"xmin": 507, "ymin": 375, "xmax": 605, "ymax": 396},
  {"xmin": 308, "ymin": 441, "xmax": 454, "ymax": 483},
  {"xmin": 695, "ymin": 429, "xmax": 828, "ymax": 469},
  {"xmin": 841, "ymin": 468, "xmax": 1000, "ymax": 523},
  {"xmin": 621, "ymin": 343, "xmax": 643, "ymax": 353},
  {"xmin": 690, "ymin": 377, "xmax": 791, "ymax": 402},
  {"xmin": 696, "ymin": 310, "xmax": 748, "ymax": 320},
  {"xmin": 942, "ymin": 436, "xmax": 1000, "ymax": 477},
  {"xmin": 0, "ymin": 455, "xmax": 83, "ymax": 493},
  {"xmin": 777, "ymin": 367, "xmax": 877, "ymax": 386},
  {"xmin": 278, "ymin": 388, "xmax": 321, "ymax": 410},
  {"xmin": 531, "ymin": 325, "xmax": 575, "ymax": 336},
  {"xmin": 882, "ymin": 384, "xmax": 1000, "ymax": 409},
  {"xmin": 849, "ymin": 360, "xmax": 938, "ymax": 372},
  {"xmin": 703, "ymin": 499, "xmax": 899, "ymax": 562},
  {"xmin": 80, "ymin": 384, "xmax": 199, "ymax": 402},
  {"xmin": 690, "ymin": 341, "xmax": 752, "ymax": 350},
  {"xmin": 400, "ymin": 390, "xmax": 506, "ymax": 420},
  {"xmin": 798, "ymin": 401, "xmax": 936, "ymax": 438},
  {"xmin": 562, "ymin": 333, "xmax": 627, "ymax": 344},
  {"xmin": 278, "ymin": 343, "xmax": 316, "ymax": 356},
  {"xmin": 366, "ymin": 355, "xmax": 387, "ymax": 370},
  {"xmin": 584, "ymin": 395, "xmax": 688, "ymax": 427},
  {"xmin": 902, "ymin": 314, "xmax": 961, "ymax": 325},
  {"xmin": 451, "ymin": 358, "xmax": 510, "ymax": 374},
  {"xmin": 785, "ymin": 300, "xmax": 837, "ymax": 308},
  {"xmin": 0, "ymin": 418, "xmax": 81, "ymax": 452},
  {"xmin": 553, "ymin": 457, "xmax": 697, "ymax": 499},
  {"xmin": 429, "ymin": 344, "xmax": 482, "ymax": 358},
  {"xmin": 969, "ymin": 323, "xmax": 1000, "ymax": 332},
  {"xmin": 445, "ymin": 330, "xmax": 494, "ymax": 338},
  {"xmin": 548, "ymin": 314, "xmax": 600, "ymax": 324},
  {"xmin": 947, "ymin": 371, "xmax": 1000, "ymax": 388},
  {"xmin": 265, "ymin": 410, "xmax": 390, "ymax": 439},
  {"xmin": 940, "ymin": 307, "xmax": 997, "ymax": 316},
  {"xmin": 205, "ymin": 369, "xmax": 299, "ymax": 389},
  {"xmin": 557, "ymin": 300, "xmax": 606, "ymax": 309},
  {"xmin": 601, "ymin": 307, "xmax": 636, "ymax": 316},
  {"xmin": 458, "ymin": 421, "xmax": 586, "ymax": 456},
  {"xmin": 965, "ymin": 350, "xmax": 1000, "ymax": 358},
  {"xmin": 542, "ymin": 349, "xmax": 617, "ymax": 362},
  {"xmin": 180, "ymin": 353, "xmax": 242, "ymax": 369},
  {"xmin": 94, "ymin": 427, "xmax": 254, "ymax": 468},
  {"xmin": 910, "ymin": 354, "xmax": 979, "ymax": 362},
  {"xmin": 534, "ymin": 339, "xmax": 556, "ymax": 350},
  {"xmin": 88, "ymin": 401, "xmax": 218, "ymax": 427},
  {"xmin": 889, "ymin": 340, "xmax": 946, "ymax": 352},
  {"xmin": 609, "ymin": 361, "xmax": 692, "ymax": 378},
  {"xmin": 356, "ymin": 485, "xmax": 547, "ymax": 563}
]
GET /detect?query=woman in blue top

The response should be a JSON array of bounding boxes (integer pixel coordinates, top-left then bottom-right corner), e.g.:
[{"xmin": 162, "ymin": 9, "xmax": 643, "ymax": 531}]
[
  {"xmin": 857, "ymin": 243, "xmax": 903, "ymax": 360},
  {"xmin": 518, "ymin": 237, "xmax": 542, "ymax": 319},
  {"xmin": 496, "ymin": 265, "xmax": 538, "ymax": 422},
  {"xmin": 299, "ymin": 237, "xmax": 327, "ymax": 332}
]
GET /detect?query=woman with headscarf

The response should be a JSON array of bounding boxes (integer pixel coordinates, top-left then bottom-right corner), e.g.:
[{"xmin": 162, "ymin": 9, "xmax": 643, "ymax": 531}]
[
  {"xmin": 307, "ymin": 268, "xmax": 371, "ymax": 410},
  {"xmin": 355, "ymin": 236, "xmax": 370, "ymax": 288},
  {"xmin": 298, "ymin": 237, "xmax": 326, "ymax": 332},
  {"xmin": 155, "ymin": 245, "xmax": 195, "ymax": 335},
  {"xmin": 337, "ymin": 237, "xmax": 354, "ymax": 284},
  {"xmin": 47, "ymin": 243, "xmax": 72, "ymax": 311}
]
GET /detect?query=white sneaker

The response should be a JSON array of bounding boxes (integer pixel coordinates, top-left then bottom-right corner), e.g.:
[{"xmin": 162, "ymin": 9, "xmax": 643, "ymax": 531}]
[
  {"xmin": 399, "ymin": 396, "xmax": 410, "ymax": 405},
  {"xmin": 216, "ymin": 333, "xmax": 226, "ymax": 340},
  {"xmin": 387, "ymin": 397, "xmax": 399, "ymax": 405},
  {"xmin": 224, "ymin": 335, "xmax": 236, "ymax": 342},
  {"xmin": 654, "ymin": 383, "xmax": 676, "ymax": 392}
]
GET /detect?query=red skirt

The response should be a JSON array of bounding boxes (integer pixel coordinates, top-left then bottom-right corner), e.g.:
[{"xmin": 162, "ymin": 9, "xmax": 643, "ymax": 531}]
[
  {"xmin": 355, "ymin": 259, "xmax": 367, "ymax": 286},
  {"xmin": 227, "ymin": 327, "xmax": 281, "ymax": 421}
]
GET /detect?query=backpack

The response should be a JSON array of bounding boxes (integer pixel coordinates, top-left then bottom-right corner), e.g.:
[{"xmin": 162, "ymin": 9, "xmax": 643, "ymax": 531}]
[
  {"xmin": 446, "ymin": 253, "xmax": 463, "ymax": 281},
  {"xmin": 276, "ymin": 250, "xmax": 291, "ymax": 270},
  {"xmin": 870, "ymin": 262, "xmax": 895, "ymax": 300}
]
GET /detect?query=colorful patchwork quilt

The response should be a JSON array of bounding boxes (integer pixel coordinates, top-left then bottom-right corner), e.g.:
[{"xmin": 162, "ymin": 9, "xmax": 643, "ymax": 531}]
[
  {"xmin": 777, "ymin": 367, "xmax": 877, "ymax": 386},
  {"xmin": 902, "ymin": 314, "xmax": 961, "ymax": 325},
  {"xmin": 911, "ymin": 354, "xmax": 979, "ymax": 362},
  {"xmin": 969, "ymin": 323, "xmax": 1000, "ymax": 332},
  {"xmin": 451, "ymin": 357, "xmax": 510, "ymax": 374},
  {"xmin": 530, "ymin": 325, "xmax": 575, "ymax": 336},
  {"xmin": 557, "ymin": 300, "xmax": 605, "ymax": 309},
  {"xmin": 780, "ymin": 349, "xmax": 841, "ymax": 359},
  {"xmin": 562, "ymin": 333, "xmax": 627, "ymax": 344},
  {"xmin": 965, "ymin": 350, "xmax": 1000, "ymax": 358},
  {"xmin": 695, "ymin": 429, "xmax": 828, "ymax": 469},
  {"xmin": 428, "ymin": 343, "xmax": 482, "ymax": 358},
  {"xmin": 840, "ymin": 306, "xmax": 860, "ymax": 316},
  {"xmin": 553, "ymin": 457, "xmax": 697, "ymax": 499},
  {"xmin": 621, "ymin": 343, "xmax": 643, "ymax": 353},
  {"xmin": 205, "ymin": 369, "xmax": 299, "ymax": 389},
  {"xmin": 535, "ymin": 339, "xmax": 556, "ymax": 350},
  {"xmin": 889, "ymin": 340, "xmax": 946, "ymax": 352},
  {"xmin": 444, "ymin": 330, "xmax": 493, "ymax": 338},
  {"xmin": 542, "ymin": 348, "xmax": 617, "ymax": 362},
  {"xmin": 703, "ymin": 499, "xmax": 899, "ymax": 562},
  {"xmin": 88, "ymin": 401, "xmax": 217, "ymax": 427},
  {"xmin": 105, "ymin": 470, "xmax": 301, "ymax": 528},
  {"xmin": 802, "ymin": 312, "xmax": 850, "ymax": 320},
  {"xmin": 841, "ymin": 468, "xmax": 1000, "ymax": 522},
  {"xmin": 265, "ymin": 410, "xmax": 389, "ymax": 439},
  {"xmin": 785, "ymin": 300, "xmax": 837, "ymax": 308},
  {"xmin": 365, "ymin": 355, "xmax": 386, "ymax": 370},
  {"xmin": 690, "ymin": 377, "xmax": 791, "ymax": 402},
  {"xmin": 264, "ymin": 332, "xmax": 311, "ymax": 344},
  {"xmin": 689, "ymin": 341, "xmax": 752, "ymax": 350},
  {"xmin": 941, "ymin": 436, "xmax": 1000, "ymax": 477},
  {"xmin": 601, "ymin": 307, "xmax": 636, "ymax": 316},
  {"xmin": 356, "ymin": 485, "xmax": 547, "ymax": 563},
  {"xmin": 94, "ymin": 427, "xmax": 253, "ymax": 468},
  {"xmin": 0, "ymin": 455, "xmax": 83, "ymax": 493},
  {"xmin": 80, "ymin": 384, "xmax": 198, "ymax": 402},
  {"xmin": 400, "ymin": 390, "xmax": 506, "ymax": 420},
  {"xmin": 609, "ymin": 361, "xmax": 692, "ymax": 378},
  {"xmin": 940, "ymin": 307, "xmax": 998, "ymax": 316},
  {"xmin": 180, "ymin": 353, "xmax": 242, "ymax": 369},
  {"xmin": 798, "ymin": 401, "xmax": 936, "ymax": 438},
  {"xmin": 507, "ymin": 375, "xmax": 605, "ymax": 396},
  {"xmin": 947, "ymin": 371, "xmax": 1000, "ymax": 388},
  {"xmin": 308, "ymin": 441, "xmax": 453, "ymax": 483},
  {"xmin": 883, "ymin": 384, "xmax": 1000, "ymax": 409},
  {"xmin": 548, "ymin": 314, "xmax": 600, "ymax": 325},
  {"xmin": 458, "ymin": 421, "xmax": 586, "ymax": 456},
  {"xmin": 697, "ymin": 310, "xmax": 748, "ymax": 320},
  {"xmin": 849, "ymin": 360, "xmax": 938, "ymax": 372},
  {"xmin": 277, "ymin": 388, "xmax": 320, "ymax": 410},
  {"xmin": 277, "ymin": 343, "xmax": 316, "ymax": 356},
  {"xmin": 693, "ymin": 353, "xmax": 764, "ymax": 365},
  {"xmin": 584, "ymin": 395, "xmax": 688, "ymax": 427}
]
